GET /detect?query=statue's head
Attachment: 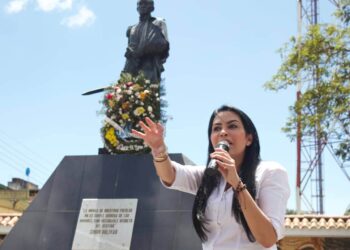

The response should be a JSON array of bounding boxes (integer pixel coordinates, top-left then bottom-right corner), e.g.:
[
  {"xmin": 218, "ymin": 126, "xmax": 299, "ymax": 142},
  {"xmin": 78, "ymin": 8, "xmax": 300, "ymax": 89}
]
[{"xmin": 137, "ymin": 0, "xmax": 154, "ymax": 15}]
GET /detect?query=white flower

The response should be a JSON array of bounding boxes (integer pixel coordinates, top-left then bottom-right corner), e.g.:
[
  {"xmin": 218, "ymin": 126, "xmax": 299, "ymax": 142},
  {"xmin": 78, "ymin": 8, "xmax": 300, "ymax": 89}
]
[{"xmin": 147, "ymin": 106, "xmax": 153, "ymax": 112}]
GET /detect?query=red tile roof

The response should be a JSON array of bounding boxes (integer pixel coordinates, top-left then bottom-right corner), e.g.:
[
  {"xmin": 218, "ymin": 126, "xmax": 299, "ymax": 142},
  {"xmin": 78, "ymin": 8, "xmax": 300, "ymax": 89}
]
[
  {"xmin": 0, "ymin": 213, "xmax": 21, "ymax": 228},
  {"xmin": 285, "ymin": 215, "xmax": 350, "ymax": 229},
  {"xmin": 284, "ymin": 215, "xmax": 350, "ymax": 237}
]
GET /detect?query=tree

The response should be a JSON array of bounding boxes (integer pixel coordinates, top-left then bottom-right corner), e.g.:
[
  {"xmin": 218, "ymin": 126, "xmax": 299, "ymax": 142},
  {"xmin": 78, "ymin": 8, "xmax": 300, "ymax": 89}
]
[
  {"xmin": 345, "ymin": 203, "xmax": 350, "ymax": 215},
  {"xmin": 264, "ymin": 0, "xmax": 350, "ymax": 161}
]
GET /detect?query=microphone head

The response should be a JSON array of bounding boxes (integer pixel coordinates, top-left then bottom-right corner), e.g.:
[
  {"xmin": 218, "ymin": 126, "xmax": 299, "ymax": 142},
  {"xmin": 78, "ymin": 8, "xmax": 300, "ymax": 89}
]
[{"xmin": 215, "ymin": 140, "xmax": 230, "ymax": 152}]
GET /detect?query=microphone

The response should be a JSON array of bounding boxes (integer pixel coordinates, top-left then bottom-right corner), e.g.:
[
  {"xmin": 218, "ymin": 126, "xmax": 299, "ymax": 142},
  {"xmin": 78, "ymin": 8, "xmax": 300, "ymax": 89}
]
[{"xmin": 206, "ymin": 140, "xmax": 230, "ymax": 176}]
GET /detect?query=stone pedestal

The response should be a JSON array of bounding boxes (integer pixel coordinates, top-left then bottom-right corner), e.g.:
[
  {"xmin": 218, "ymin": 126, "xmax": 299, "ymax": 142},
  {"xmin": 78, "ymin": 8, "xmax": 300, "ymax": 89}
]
[{"xmin": 0, "ymin": 154, "xmax": 201, "ymax": 250}]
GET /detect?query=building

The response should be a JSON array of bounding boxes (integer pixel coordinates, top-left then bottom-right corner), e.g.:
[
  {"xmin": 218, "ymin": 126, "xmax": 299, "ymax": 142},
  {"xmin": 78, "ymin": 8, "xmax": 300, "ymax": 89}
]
[
  {"xmin": 0, "ymin": 178, "xmax": 39, "ymax": 245},
  {"xmin": 7, "ymin": 178, "xmax": 38, "ymax": 191}
]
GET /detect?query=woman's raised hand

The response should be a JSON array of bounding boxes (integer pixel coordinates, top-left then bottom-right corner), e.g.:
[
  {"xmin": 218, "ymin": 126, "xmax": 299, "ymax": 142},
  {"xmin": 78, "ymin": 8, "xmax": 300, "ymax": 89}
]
[
  {"xmin": 133, "ymin": 117, "xmax": 174, "ymax": 185},
  {"xmin": 131, "ymin": 117, "xmax": 165, "ymax": 150}
]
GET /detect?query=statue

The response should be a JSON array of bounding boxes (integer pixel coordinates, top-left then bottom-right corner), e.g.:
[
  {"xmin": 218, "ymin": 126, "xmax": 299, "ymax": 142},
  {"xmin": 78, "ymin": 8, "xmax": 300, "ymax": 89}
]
[
  {"xmin": 122, "ymin": 0, "xmax": 169, "ymax": 83},
  {"xmin": 81, "ymin": 0, "xmax": 170, "ymax": 154}
]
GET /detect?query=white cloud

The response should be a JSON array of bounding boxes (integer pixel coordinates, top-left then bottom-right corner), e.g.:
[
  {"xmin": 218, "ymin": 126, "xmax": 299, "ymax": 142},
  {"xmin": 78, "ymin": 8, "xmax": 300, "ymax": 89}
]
[
  {"xmin": 5, "ymin": 0, "xmax": 28, "ymax": 14},
  {"xmin": 61, "ymin": 6, "xmax": 95, "ymax": 28},
  {"xmin": 36, "ymin": 0, "xmax": 72, "ymax": 12},
  {"xmin": 4, "ymin": 0, "xmax": 96, "ymax": 29}
]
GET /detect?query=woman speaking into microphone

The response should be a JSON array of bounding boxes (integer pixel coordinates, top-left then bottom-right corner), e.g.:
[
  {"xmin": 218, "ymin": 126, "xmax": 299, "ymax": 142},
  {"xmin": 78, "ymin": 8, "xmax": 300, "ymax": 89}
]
[{"xmin": 132, "ymin": 105, "xmax": 290, "ymax": 250}]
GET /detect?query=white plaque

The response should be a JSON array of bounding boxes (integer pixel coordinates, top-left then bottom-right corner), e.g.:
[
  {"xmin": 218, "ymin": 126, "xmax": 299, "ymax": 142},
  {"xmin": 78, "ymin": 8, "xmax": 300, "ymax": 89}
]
[{"xmin": 72, "ymin": 199, "xmax": 138, "ymax": 250}]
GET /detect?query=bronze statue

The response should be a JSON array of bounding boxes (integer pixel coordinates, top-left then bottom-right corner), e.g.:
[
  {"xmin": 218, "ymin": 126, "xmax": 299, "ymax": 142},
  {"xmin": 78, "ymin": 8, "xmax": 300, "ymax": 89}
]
[
  {"xmin": 123, "ymin": 0, "xmax": 169, "ymax": 83},
  {"xmin": 82, "ymin": 0, "xmax": 169, "ymax": 96}
]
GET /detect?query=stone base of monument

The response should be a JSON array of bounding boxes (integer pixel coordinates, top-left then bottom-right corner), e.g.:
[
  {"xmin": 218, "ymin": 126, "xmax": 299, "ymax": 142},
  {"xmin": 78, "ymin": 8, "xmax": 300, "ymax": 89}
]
[{"xmin": 1, "ymin": 154, "xmax": 202, "ymax": 250}]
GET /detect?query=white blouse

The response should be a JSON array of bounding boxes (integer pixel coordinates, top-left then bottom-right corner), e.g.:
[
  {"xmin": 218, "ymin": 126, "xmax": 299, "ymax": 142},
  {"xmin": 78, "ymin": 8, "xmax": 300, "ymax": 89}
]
[{"xmin": 163, "ymin": 160, "xmax": 290, "ymax": 250}]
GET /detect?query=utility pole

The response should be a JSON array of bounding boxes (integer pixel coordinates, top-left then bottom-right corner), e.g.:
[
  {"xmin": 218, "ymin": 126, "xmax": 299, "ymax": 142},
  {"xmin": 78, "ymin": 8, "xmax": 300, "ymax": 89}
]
[{"xmin": 296, "ymin": 0, "xmax": 325, "ymax": 214}]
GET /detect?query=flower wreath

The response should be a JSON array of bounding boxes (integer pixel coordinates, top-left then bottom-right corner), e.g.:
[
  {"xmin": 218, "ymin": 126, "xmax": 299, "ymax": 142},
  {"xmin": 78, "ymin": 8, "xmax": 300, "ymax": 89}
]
[{"xmin": 100, "ymin": 73, "xmax": 166, "ymax": 154}]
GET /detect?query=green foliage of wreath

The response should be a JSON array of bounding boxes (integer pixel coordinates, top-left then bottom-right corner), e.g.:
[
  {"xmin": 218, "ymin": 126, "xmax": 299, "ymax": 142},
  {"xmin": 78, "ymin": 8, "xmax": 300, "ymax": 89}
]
[{"xmin": 100, "ymin": 73, "xmax": 166, "ymax": 154}]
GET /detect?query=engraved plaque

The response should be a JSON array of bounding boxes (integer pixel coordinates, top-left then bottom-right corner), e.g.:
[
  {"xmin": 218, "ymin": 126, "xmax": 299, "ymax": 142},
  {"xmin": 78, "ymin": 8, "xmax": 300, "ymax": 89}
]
[{"xmin": 72, "ymin": 199, "xmax": 138, "ymax": 250}]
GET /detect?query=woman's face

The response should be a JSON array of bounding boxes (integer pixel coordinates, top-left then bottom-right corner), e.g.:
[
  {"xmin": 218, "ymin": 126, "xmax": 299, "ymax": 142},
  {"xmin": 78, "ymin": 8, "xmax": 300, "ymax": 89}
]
[{"xmin": 210, "ymin": 111, "xmax": 252, "ymax": 165}]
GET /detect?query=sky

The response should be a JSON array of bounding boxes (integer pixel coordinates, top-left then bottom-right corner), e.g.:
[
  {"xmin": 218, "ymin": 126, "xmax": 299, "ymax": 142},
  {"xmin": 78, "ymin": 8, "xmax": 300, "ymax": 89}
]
[{"xmin": 0, "ymin": 0, "xmax": 349, "ymax": 215}]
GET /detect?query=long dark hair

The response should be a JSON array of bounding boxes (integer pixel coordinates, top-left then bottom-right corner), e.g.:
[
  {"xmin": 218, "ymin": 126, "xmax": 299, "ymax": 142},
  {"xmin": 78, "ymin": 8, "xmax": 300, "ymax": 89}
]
[{"xmin": 192, "ymin": 105, "xmax": 261, "ymax": 242}]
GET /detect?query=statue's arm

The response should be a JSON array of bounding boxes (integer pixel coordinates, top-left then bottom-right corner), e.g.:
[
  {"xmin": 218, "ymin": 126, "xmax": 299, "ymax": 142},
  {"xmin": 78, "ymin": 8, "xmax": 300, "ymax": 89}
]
[
  {"xmin": 153, "ymin": 18, "xmax": 169, "ymax": 41},
  {"xmin": 151, "ymin": 18, "xmax": 169, "ymax": 62},
  {"xmin": 125, "ymin": 25, "xmax": 138, "ymax": 58},
  {"xmin": 126, "ymin": 26, "xmax": 132, "ymax": 38}
]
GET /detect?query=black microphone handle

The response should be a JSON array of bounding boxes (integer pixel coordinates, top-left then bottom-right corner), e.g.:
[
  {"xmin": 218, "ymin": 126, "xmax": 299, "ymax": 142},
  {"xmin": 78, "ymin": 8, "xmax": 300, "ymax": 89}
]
[{"xmin": 206, "ymin": 140, "xmax": 230, "ymax": 175}]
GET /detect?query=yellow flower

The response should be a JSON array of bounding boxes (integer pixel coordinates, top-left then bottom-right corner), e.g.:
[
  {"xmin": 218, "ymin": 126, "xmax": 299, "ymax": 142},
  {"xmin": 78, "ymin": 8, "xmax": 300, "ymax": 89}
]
[
  {"xmin": 122, "ymin": 113, "xmax": 130, "ymax": 120},
  {"xmin": 122, "ymin": 102, "xmax": 130, "ymax": 110},
  {"xmin": 132, "ymin": 84, "xmax": 141, "ymax": 91},
  {"xmin": 134, "ymin": 107, "xmax": 145, "ymax": 116},
  {"xmin": 108, "ymin": 100, "xmax": 115, "ymax": 108},
  {"xmin": 139, "ymin": 91, "xmax": 148, "ymax": 101},
  {"xmin": 105, "ymin": 127, "xmax": 118, "ymax": 147}
]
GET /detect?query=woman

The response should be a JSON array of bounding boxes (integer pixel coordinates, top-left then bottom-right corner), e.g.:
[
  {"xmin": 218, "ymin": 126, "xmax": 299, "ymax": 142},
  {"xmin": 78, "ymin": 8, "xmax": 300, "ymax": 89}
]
[{"xmin": 132, "ymin": 105, "xmax": 290, "ymax": 250}]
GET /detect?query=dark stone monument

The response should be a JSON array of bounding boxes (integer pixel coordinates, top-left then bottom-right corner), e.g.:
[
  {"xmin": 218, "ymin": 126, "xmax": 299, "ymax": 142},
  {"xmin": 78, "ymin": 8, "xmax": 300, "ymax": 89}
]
[{"xmin": 0, "ymin": 154, "xmax": 201, "ymax": 250}]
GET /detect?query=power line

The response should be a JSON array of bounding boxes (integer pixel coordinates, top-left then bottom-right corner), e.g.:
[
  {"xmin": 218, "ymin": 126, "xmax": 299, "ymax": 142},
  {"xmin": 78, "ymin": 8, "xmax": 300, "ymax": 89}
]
[
  {"xmin": 0, "ymin": 131, "xmax": 56, "ymax": 186},
  {"xmin": 0, "ymin": 129, "xmax": 56, "ymax": 166},
  {"xmin": 0, "ymin": 145, "xmax": 49, "ymax": 180},
  {"xmin": 0, "ymin": 136, "xmax": 53, "ymax": 177},
  {"xmin": 0, "ymin": 156, "xmax": 42, "ymax": 185}
]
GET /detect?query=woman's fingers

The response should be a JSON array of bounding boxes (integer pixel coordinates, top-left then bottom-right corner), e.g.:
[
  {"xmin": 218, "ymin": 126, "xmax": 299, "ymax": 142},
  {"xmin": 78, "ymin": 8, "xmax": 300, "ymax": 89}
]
[
  {"xmin": 216, "ymin": 161, "xmax": 233, "ymax": 171},
  {"xmin": 145, "ymin": 117, "xmax": 157, "ymax": 131},
  {"xmin": 211, "ymin": 151, "xmax": 235, "ymax": 172},
  {"xmin": 131, "ymin": 118, "xmax": 165, "ymax": 149},
  {"xmin": 139, "ymin": 120, "xmax": 152, "ymax": 133},
  {"xmin": 131, "ymin": 129, "xmax": 145, "ymax": 139},
  {"xmin": 211, "ymin": 151, "xmax": 232, "ymax": 163},
  {"xmin": 139, "ymin": 118, "xmax": 164, "ymax": 137}
]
